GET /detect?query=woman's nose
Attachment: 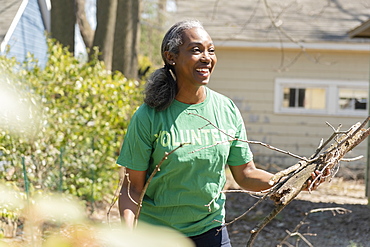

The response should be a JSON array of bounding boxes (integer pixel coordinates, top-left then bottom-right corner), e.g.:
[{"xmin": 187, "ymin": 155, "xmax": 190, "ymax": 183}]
[{"xmin": 201, "ymin": 52, "xmax": 211, "ymax": 63}]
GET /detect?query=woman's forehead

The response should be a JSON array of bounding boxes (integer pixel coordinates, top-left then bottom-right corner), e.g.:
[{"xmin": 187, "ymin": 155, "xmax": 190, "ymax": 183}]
[{"xmin": 181, "ymin": 27, "xmax": 213, "ymax": 45}]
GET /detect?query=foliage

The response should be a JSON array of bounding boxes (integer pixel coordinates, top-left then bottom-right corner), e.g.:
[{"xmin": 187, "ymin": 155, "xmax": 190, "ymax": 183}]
[
  {"xmin": 140, "ymin": 0, "xmax": 166, "ymax": 67},
  {"xmin": 0, "ymin": 40, "xmax": 144, "ymax": 202},
  {"xmin": 140, "ymin": 22, "xmax": 164, "ymax": 67}
]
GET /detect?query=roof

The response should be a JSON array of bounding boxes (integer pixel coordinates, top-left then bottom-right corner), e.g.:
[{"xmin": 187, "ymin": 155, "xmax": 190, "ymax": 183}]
[
  {"xmin": 349, "ymin": 19, "xmax": 370, "ymax": 38},
  {"xmin": 0, "ymin": 0, "xmax": 22, "ymax": 43},
  {"xmin": 170, "ymin": 0, "xmax": 370, "ymax": 45}
]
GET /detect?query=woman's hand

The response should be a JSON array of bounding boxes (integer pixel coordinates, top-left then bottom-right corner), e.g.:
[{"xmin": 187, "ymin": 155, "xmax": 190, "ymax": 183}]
[{"xmin": 306, "ymin": 168, "xmax": 331, "ymax": 191}]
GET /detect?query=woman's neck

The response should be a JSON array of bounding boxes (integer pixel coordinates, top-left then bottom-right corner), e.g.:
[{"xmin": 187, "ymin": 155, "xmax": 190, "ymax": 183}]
[{"xmin": 175, "ymin": 86, "xmax": 206, "ymax": 104}]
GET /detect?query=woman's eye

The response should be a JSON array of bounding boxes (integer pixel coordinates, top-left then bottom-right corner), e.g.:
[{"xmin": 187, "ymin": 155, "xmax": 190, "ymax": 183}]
[
  {"xmin": 192, "ymin": 47, "xmax": 201, "ymax": 53},
  {"xmin": 209, "ymin": 48, "xmax": 215, "ymax": 54}
]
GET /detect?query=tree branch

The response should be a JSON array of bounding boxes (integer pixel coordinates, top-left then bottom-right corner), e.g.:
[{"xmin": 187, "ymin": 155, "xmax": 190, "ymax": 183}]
[
  {"xmin": 75, "ymin": 0, "xmax": 94, "ymax": 49},
  {"xmin": 134, "ymin": 143, "xmax": 190, "ymax": 225}
]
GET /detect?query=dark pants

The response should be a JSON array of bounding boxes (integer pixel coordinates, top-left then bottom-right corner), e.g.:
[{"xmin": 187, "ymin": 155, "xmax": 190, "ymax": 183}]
[{"xmin": 189, "ymin": 227, "xmax": 232, "ymax": 247}]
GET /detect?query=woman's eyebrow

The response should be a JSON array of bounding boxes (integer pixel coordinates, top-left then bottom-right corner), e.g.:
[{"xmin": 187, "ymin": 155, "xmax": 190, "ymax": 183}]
[{"xmin": 187, "ymin": 41, "xmax": 214, "ymax": 47}]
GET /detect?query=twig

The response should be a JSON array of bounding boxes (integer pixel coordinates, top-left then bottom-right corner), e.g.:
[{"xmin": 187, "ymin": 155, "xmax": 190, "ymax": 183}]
[
  {"xmin": 222, "ymin": 193, "xmax": 270, "ymax": 230},
  {"xmin": 134, "ymin": 143, "xmax": 189, "ymax": 225},
  {"xmin": 341, "ymin": 155, "xmax": 364, "ymax": 162},
  {"xmin": 188, "ymin": 114, "xmax": 369, "ymax": 245},
  {"xmin": 278, "ymin": 207, "xmax": 351, "ymax": 246},
  {"xmin": 107, "ymin": 177, "xmax": 124, "ymax": 226},
  {"xmin": 286, "ymin": 230, "xmax": 314, "ymax": 247},
  {"xmin": 125, "ymin": 173, "xmax": 139, "ymax": 206},
  {"xmin": 247, "ymin": 117, "xmax": 370, "ymax": 246},
  {"xmin": 262, "ymin": 0, "xmax": 334, "ymax": 71},
  {"xmin": 308, "ymin": 207, "xmax": 352, "ymax": 216},
  {"xmin": 310, "ymin": 122, "xmax": 343, "ymax": 159},
  {"xmin": 205, "ymin": 189, "xmax": 267, "ymax": 212},
  {"xmin": 247, "ymin": 200, "xmax": 291, "ymax": 246},
  {"xmin": 188, "ymin": 113, "xmax": 308, "ymax": 161}
]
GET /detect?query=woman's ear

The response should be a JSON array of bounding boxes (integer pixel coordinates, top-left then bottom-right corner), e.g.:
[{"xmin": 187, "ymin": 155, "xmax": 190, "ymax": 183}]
[{"xmin": 164, "ymin": 51, "xmax": 176, "ymax": 65}]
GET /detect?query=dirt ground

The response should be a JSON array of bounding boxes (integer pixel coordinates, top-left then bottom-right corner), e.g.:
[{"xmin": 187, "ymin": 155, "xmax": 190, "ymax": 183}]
[
  {"xmin": 100, "ymin": 175, "xmax": 369, "ymax": 247},
  {"xmin": 224, "ymin": 177, "xmax": 370, "ymax": 247}
]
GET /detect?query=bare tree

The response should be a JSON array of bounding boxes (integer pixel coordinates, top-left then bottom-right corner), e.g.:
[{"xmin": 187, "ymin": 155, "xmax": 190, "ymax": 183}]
[
  {"xmin": 112, "ymin": 0, "xmax": 141, "ymax": 78},
  {"xmin": 92, "ymin": 0, "xmax": 118, "ymax": 70},
  {"xmin": 50, "ymin": 0, "xmax": 142, "ymax": 79},
  {"xmin": 50, "ymin": 0, "xmax": 76, "ymax": 53}
]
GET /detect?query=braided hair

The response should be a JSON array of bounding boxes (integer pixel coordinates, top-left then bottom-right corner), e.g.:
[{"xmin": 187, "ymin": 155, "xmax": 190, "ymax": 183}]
[{"xmin": 144, "ymin": 20, "xmax": 204, "ymax": 111}]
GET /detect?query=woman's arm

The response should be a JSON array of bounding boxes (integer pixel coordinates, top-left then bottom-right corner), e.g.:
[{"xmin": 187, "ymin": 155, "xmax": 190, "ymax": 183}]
[
  {"xmin": 229, "ymin": 160, "xmax": 327, "ymax": 192},
  {"xmin": 118, "ymin": 167, "xmax": 147, "ymax": 228},
  {"xmin": 229, "ymin": 160, "xmax": 274, "ymax": 192}
]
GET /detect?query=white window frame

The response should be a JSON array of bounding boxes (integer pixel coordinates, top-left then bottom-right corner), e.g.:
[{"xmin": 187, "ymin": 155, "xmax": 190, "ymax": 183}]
[{"xmin": 274, "ymin": 78, "xmax": 368, "ymax": 116}]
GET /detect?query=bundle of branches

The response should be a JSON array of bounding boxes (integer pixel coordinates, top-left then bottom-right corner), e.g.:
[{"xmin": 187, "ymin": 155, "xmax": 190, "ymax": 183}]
[{"xmin": 246, "ymin": 116, "xmax": 370, "ymax": 246}]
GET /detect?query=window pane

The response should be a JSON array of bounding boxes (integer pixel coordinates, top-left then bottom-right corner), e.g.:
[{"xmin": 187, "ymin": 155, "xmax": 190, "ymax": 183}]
[
  {"xmin": 339, "ymin": 88, "xmax": 367, "ymax": 110},
  {"xmin": 298, "ymin": 88, "xmax": 305, "ymax": 107},
  {"xmin": 283, "ymin": 87, "xmax": 326, "ymax": 109}
]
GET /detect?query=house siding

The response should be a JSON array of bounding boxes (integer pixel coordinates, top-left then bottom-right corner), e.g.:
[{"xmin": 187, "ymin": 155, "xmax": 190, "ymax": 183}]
[
  {"xmin": 209, "ymin": 46, "xmax": 369, "ymax": 178},
  {"xmin": 5, "ymin": 0, "xmax": 48, "ymax": 67}
]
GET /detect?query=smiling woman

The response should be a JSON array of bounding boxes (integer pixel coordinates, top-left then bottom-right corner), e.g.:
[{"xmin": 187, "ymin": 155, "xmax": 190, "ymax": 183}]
[
  {"xmin": 115, "ymin": 20, "xmax": 322, "ymax": 247},
  {"xmin": 116, "ymin": 19, "xmax": 273, "ymax": 247}
]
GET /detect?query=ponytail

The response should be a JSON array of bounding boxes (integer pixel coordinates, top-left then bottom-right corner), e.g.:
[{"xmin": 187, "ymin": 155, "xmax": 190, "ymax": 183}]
[{"xmin": 144, "ymin": 65, "xmax": 177, "ymax": 111}]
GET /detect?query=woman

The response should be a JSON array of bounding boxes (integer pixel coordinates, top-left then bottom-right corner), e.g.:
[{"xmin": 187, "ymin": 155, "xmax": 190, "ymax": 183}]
[{"xmin": 117, "ymin": 20, "xmax": 320, "ymax": 247}]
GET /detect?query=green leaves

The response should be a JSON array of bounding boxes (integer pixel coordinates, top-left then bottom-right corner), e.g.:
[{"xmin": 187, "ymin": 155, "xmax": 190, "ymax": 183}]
[{"xmin": 0, "ymin": 39, "xmax": 144, "ymax": 201}]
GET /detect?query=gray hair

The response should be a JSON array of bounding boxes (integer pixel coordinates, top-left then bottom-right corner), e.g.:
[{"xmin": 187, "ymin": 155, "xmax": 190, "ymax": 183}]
[{"xmin": 144, "ymin": 20, "xmax": 204, "ymax": 111}]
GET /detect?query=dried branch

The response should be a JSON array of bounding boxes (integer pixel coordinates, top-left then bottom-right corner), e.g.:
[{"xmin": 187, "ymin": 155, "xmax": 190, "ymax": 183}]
[
  {"xmin": 188, "ymin": 113, "xmax": 369, "ymax": 246},
  {"xmin": 285, "ymin": 230, "xmax": 314, "ymax": 247},
  {"xmin": 341, "ymin": 155, "xmax": 364, "ymax": 162},
  {"xmin": 211, "ymin": 0, "xmax": 221, "ymax": 20},
  {"xmin": 247, "ymin": 116, "xmax": 370, "ymax": 246},
  {"xmin": 278, "ymin": 207, "xmax": 351, "ymax": 246},
  {"xmin": 107, "ymin": 175, "xmax": 124, "ymax": 226},
  {"xmin": 125, "ymin": 173, "xmax": 139, "ymax": 206},
  {"xmin": 134, "ymin": 143, "xmax": 190, "ymax": 225},
  {"xmin": 107, "ymin": 169, "xmax": 140, "ymax": 227},
  {"xmin": 109, "ymin": 110, "xmax": 368, "ymax": 247},
  {"xmin": 221, "ymin": 193, "xmax": 270, "ymax": 230},
  {"xmin": 188, "ymin": 113, "xmax": 308, "ymax": 161},
  {"xmin": 263, "ymin": 0, "xmax": 334, "ymax": 71}
]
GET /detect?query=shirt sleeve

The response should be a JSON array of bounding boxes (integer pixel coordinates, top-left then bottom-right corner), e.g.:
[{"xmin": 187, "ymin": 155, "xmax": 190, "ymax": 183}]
[
  {"xmin": 116, "ymin": 105, "xmax": 153, "ymax": 171},
  {"xmin": 226, "ymin": 102, "xmax": 253, "ymax": 166}
]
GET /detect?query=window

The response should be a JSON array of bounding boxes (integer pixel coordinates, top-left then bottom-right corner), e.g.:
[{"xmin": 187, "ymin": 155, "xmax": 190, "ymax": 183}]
[
  {"xmin": 283, "ymin": 87, "xmax": 326, "ymax": 110},
  {"xmin": 338, "ymin": 88, "xmax": 367, "ymax": 111},
  {"xmin": 275, "ymin": 78, "xmax": 368, "ymax": 116}
]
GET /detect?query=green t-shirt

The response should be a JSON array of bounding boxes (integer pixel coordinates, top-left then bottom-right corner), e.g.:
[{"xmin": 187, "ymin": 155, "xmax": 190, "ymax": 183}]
[{"xmin": 117, "ymin": 87, "xmax": 253, "ymax": 237}]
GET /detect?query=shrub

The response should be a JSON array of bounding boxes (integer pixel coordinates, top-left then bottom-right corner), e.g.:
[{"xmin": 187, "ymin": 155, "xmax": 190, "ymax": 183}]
[{"xmin": 0, "ymin": 40, "xmax": 144, "ymax": 202}]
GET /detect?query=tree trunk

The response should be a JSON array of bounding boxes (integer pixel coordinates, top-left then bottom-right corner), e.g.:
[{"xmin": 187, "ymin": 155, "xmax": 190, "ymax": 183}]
[
  {"xmin": 112, "ymin": 0, "xmax": 141, "ymax": 79},
  {"xmin": 92, "ymin": 0, "xmax": 118, "ymax": 70},
  {"xmin": 75, "ymin": 0, "xmax": 94, "ymax": 50},
  {"xmin": 50, "ymin": 0, "xmax": 76, "ymax": 54}
]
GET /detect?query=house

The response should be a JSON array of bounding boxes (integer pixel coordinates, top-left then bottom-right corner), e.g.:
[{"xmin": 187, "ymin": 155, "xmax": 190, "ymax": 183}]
[
  {"xmin": 168, "ymin": 1, "xmax": 370, "ymax": 181},
  {"xmin": 0, "ymin": 0, "xmax": 50, "ymax": 67}
]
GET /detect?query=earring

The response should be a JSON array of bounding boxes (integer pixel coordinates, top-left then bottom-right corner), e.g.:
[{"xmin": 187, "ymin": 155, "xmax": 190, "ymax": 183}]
[{"xmin": 171, "ymin": 62, "xmax": 175, "ymax": 66}]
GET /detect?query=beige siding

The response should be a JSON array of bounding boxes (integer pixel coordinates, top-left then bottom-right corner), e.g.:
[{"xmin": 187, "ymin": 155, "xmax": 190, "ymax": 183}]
[{"xmin": 208, "ymin": 46, "xmax": 369, "ymax": 176}]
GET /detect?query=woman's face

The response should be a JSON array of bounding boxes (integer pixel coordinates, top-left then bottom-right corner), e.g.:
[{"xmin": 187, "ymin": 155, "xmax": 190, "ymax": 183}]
[{"xmin": 172, "ymin": 27, "xmax": 217, "ymax": 88}]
